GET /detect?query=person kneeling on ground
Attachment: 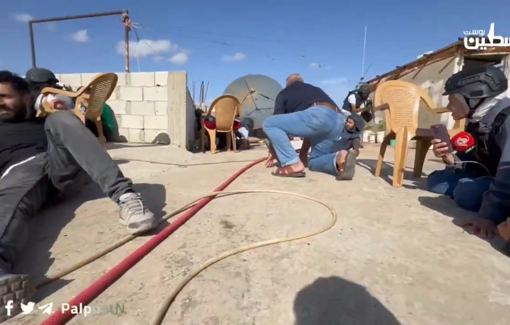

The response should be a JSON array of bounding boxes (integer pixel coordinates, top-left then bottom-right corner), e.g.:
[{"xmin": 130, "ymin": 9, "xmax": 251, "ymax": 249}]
[
  {"xmin": 0, "ymin": 71, "xmax": 158, "ymax": 320},
  {"xmin": 427, "ymin": 65, "xmax": 510, "ymax": 239},
  {"xmin": 262, "ymin": 74, "xmax": 355, "ymax": 179}
]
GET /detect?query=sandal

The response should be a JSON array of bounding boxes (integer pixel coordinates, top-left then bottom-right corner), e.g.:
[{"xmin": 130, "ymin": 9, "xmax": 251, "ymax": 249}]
[
  {"xmin": 336, "ymin": 150, "xmax": 356, "ymax": 181},
  {"xmin": 271, "ymin": 165, "xmax": 306, "ymax": 178}
]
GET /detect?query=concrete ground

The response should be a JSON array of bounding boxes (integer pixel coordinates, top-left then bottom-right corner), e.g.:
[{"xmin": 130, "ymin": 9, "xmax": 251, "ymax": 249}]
[{"xmin": 6, "ymin": 143, "xmax": 510, "ymax": 325}]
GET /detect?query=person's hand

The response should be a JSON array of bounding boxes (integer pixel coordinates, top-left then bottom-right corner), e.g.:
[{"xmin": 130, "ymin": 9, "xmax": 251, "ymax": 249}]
[
  {"xmin": 264, "ymin": 152, "xmax": 277, "ymax": 168},
  {"xmin": 497, "ymin": 218, "xmax": 510, "ymax": 242},
  {"xmin": 457, "ymin": 215, "xmax": 498, "ymax": 239},
  {"xmin": 353, "ymin": 150, "xmax": 360, "ymax": 157},
  {"xmin": 431, "ymin": 139, "xmax": 450, "ymax": 157},
  {"xmin": 98, "ymin": 135, "xmax": 107, "ymax": 146},
  {"xmin": 431, "ymin": 139, "xmax": 454, "ymax": 165}
]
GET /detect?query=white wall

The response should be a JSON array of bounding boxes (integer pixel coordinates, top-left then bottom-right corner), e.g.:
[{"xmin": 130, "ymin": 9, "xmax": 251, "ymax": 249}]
[{"xmin": 56, "ymin": 71, "xmax": 195, "ymax": 149}]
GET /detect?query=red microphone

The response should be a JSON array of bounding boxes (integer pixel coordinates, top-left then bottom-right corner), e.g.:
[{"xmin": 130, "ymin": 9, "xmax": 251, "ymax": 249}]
[{"xmin": 451, "ymin": 131, "xmax": 476, "ymax": 153}]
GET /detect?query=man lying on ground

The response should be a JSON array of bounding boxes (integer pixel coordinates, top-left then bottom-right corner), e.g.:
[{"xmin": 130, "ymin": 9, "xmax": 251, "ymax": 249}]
[
  {"xmin": 0, "ymin": 71, "xmax": 158, "ymax": 320},
  {"xmin": 427, "ymin": 65, "xmax": 510, "ymax": 239},
  {"xmin": 262, "ymin": 74, "xmax": 356, "ymax": 179}
]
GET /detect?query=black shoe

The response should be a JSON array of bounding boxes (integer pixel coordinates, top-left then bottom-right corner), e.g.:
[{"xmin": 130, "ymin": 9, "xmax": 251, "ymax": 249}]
[
  {"xmin": 336, "ymin": 151, "xmax": 357, "ymax": 181},
  {"xmin": 0, "ymin": 274, "xmax": 35, "ymax": 322}
]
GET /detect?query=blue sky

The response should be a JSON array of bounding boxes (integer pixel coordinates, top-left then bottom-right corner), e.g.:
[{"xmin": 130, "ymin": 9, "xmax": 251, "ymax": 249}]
[{"xmin": 1, "ymin": 0, "xmax": 509, "ymax": 105}]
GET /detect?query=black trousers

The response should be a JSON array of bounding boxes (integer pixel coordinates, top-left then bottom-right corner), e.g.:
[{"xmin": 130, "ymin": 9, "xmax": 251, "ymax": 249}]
[{"xmin": 0, "ymin": 111, "xmax": 133, "ymax": 273}]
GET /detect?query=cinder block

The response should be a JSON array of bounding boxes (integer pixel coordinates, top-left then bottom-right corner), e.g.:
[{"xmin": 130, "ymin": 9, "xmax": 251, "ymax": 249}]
[
  {"xmin": 155, "ymin": 101, "xmax": 167, "ymax": 115},
  {"xmin": 130, "ymin": 101, "xmax": 155, "ymax": 115},
  {"xmin": 107, "ymin": 100, "xmax": 127, "ymax": 115},
  {"xmin": 116, "ymin": 73, "xmax": 128, "ymax": 86},
  {"xmin": 59, "ymin": 74, "xmax": 82, "ymax": 87},
  {"xmin": 129, "ymin": 72, "xmax": 155, "ymax": 87},
  {"xmin": 81, "ymin": 73, "xmax": 98, "ymax": 86},
  {"xmin": 108, "ymin": 88, "xmax": 118, "ymax": 100},
  {"xmin": 143, "ymin": 86, "xmax": 167, "ymax": 101},
  {"xmin": 119, "ymin": 87, "xmax": 143, "ymax": 101},
  {"xmin": 128, "ymin": 129, "xmax": 145, "ymax": 143},
  {"xmin": 144, "ymin": 130, "xmax": 170, "ymax": 144},
  {"xmin": 155, "ymin": 72, "xmax": 168, "ymax": 86},
  {"xmin": 120, "ymin": 115, "xmax": 144, "ymax": 129},
  {"xmin": 144, "ymin": 116, "xmax": 168, "ymax": 130}
]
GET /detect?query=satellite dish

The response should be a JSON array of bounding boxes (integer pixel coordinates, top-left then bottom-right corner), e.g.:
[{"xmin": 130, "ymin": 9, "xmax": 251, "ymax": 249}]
[{"xmin": 223, "ymin": 74, "xmax": 282, "ymax": 129}]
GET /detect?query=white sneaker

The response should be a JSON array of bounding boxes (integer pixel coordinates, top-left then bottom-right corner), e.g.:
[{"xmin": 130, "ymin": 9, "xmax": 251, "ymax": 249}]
[{"xmin": 118, "ymin": 193, "xmax": 158, "ymax": 234}]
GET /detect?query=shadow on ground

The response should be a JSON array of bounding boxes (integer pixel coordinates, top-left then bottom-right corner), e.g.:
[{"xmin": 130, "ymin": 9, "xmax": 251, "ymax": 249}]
[
  {"xmin": 294, "ymin": 276, "xmax": 401, "ymax": 325},
  {"xmin": 357, "ymin": 159, "xmax": 427, "ymax": 190},
  {"xmin": 15, "ymin": 182, "xmax": 167, "ymax": 301},
  {"xmin": 418, "ymin": 195, "xmax": 510, "ymax": 256}
]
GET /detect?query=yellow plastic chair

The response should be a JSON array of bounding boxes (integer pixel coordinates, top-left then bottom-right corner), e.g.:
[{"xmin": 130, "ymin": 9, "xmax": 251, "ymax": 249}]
[{"xmin": 374, "ymin": 80, "xmax": 465, "ymax": 188}]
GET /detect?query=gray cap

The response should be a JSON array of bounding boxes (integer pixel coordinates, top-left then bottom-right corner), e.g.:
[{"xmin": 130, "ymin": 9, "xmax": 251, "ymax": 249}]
[{"xmin": 25, "ymin": 68, "xmax": 59, "ymax": 83}]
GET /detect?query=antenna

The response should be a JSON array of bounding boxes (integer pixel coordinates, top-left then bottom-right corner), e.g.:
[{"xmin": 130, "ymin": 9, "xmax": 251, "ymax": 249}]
[
  {"xmin": 361, "ymin": 26, "xmax": 367, "ymax": 81},
  {"xmin": 204, "ymin": 81, "xmax": 209, "ymax": 103},
  {"xmin": 192, "ymin": 80, "xmax": 196, "ymax": 105}
]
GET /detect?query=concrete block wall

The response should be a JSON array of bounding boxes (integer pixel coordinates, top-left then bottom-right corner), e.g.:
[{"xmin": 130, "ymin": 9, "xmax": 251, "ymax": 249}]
[{"xmin": 55, "ymin": 71, "xmax": 195, "ymax": 149}]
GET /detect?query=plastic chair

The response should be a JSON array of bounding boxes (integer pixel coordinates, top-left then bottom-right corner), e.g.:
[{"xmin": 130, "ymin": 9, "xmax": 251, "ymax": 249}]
[
  {"xmin": 38, "ymin": 73, "xmax": 118, "ymax": 145},
  {"xmin": 199, "ymin": 94, "xmax": 241, "ymax": 153},
  {"xmin": 374, "ymin": 80, "xmax": 465, "ymax": 188}
]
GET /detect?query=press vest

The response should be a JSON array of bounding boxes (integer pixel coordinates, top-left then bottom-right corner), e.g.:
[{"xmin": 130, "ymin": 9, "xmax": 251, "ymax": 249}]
[
  {"xmin": 466, "ymin": 106, "xmax": 510, "ymax": 177},
  {"xmin": 342, "ymin": 91, "xmax": 366, "ymax": 112}
]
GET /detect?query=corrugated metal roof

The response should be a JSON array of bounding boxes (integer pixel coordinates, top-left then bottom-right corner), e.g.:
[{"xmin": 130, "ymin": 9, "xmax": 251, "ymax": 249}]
[{"xmin": 365, "ymin": 39, "xmax": 510, "ymax": 88}]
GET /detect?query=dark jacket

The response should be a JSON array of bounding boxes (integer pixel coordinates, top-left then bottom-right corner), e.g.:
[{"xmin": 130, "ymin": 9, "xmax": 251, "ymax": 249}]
[{"xmin": 453, "ymin": 97, "xmax": 510, "ymax": 224}]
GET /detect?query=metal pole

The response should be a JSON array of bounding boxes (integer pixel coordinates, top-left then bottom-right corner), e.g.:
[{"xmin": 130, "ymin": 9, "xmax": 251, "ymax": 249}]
[
  {"xmin": 28, "ymin": 22, "xmax": 36, "ymax": 68},
  {"xmin": 124, "ymin": 10, "xmax": 130, "ymax": 72},
  {"xmin": 28, "ymin": 10, "xmax": 127, "ymax": 69}
]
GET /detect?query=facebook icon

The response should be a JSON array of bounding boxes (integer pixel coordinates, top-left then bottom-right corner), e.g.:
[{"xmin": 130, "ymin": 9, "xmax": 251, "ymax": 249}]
[{"xmin": 5, "ymin": 300, "xmax": 14, "ymax": 316}]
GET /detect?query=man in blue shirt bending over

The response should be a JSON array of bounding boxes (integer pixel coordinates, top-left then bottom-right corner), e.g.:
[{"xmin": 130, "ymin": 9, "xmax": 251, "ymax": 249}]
[{"xmin": 262, "ymin": 74, "xmax": 357, "ymax": 180}]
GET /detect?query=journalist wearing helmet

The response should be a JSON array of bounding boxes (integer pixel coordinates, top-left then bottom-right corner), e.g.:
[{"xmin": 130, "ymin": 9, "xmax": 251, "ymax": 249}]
[
  {"xmin": 25, "ymin": 67, "xmax": 74, "ymax": 114},
  {"xmin": 427, "ymin": 65, "xmax": 510, "ymax": 239}
]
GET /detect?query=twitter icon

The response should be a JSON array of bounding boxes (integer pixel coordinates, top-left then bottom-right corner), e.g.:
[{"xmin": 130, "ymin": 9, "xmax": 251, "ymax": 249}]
[{"xmin": 20, "ymin": 302, "xmax": 35, "ymax": 314}]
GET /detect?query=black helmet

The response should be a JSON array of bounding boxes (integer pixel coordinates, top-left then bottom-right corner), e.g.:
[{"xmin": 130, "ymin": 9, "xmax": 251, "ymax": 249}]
[
  {"xmin": 358, "ymin": 83, "xmax": 371, "ymax": 95},
  {"xmin": 443, "ymin": 65, "xmax": 508, "ymax": 99},
  {"xmin": 25, "ymin": 68, "xmax": 59, "ymax": 84}
]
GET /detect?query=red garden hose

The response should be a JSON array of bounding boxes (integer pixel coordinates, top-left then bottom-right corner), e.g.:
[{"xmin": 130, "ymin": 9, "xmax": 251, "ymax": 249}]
[{"xmin": 40, "ymin": 157, "xmax": 266, "ymax": 325}]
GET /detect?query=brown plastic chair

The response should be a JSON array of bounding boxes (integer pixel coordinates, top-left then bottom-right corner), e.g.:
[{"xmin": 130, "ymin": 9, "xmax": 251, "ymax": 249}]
[
  {"xmin": 38, "ymin": 73, "xmax": 118, "ymax": 145},
  {"xmin": 200, "ymin": 94, "xmax": 241, "ymax": 153},
  {"xmin": 374, "ymin": 80, "xmax": 465, "ymax": 188}
]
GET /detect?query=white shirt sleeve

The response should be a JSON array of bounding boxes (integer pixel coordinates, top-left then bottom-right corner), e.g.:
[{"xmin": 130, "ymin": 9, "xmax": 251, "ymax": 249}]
[
  {"xmin": 34, "ymin": 94, "xmax": 45, "ymax": 111},
  {"xmin": 347, "ymin": 94, "xmax": 356, "ymax": 105}
]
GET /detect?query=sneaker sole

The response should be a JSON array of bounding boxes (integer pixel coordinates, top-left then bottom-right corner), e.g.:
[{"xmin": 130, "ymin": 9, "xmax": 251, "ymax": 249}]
[
  {"xmin": 336, "ymin": 151, "xmax": 356, "ymax": 181},
  {"xmin": 0, "ymin": 274, "xmax": 35, "ymax": 322},
  {"xmin": 119, "ymin": 217, "xmax": 160, "ymax": 235}
]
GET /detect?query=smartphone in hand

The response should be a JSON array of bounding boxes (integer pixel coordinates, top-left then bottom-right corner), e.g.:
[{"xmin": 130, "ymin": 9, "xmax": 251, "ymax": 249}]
[{"xmin": 430, "ymin": 124, "xmax": 453, "ymax": 153}]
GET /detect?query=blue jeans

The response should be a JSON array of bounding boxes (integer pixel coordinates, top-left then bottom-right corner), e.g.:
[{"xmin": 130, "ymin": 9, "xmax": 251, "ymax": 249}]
[
  {"xmin": 427, "ymin": 169, "xmax": 494, "ymax": 212},
  {"xmin": 263, "ymin": 106, "xmax": 344, "ymax": 175}
]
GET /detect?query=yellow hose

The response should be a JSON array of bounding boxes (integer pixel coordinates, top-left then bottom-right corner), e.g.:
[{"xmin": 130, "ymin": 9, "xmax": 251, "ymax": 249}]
[{"xmin": 38, "ymin": 190, "xmax": 337, "ymax": 324}]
